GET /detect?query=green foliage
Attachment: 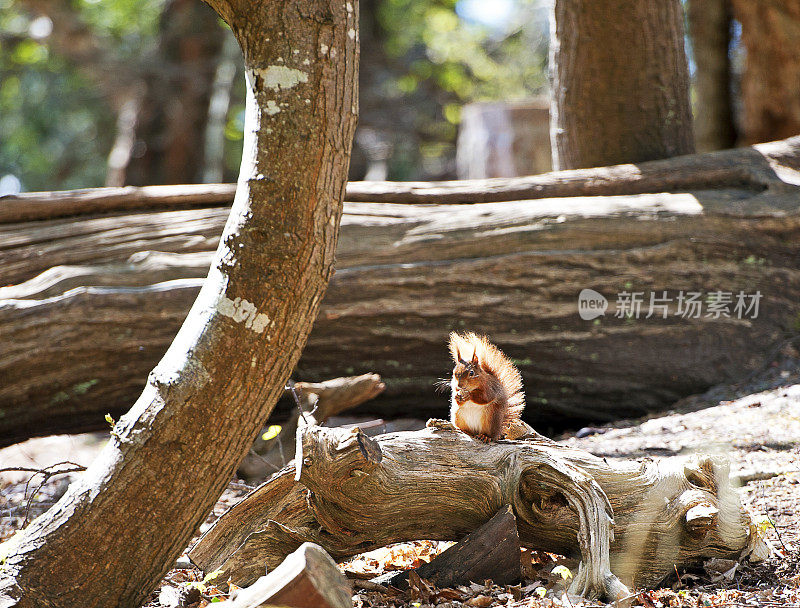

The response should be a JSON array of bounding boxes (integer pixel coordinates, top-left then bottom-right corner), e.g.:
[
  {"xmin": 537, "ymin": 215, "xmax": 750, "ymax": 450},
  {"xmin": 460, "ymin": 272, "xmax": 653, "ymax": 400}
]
[
  {"xmin": 378, "ymin": 0, "xmax": 547, "ymax": 103},
  {"xmin": 0, "ymin": 1, "xmax": 126, "ymax": 190},
  {"xmin": 72, "ymin": 0, "xmax": 163, "ymax": 49},
  {"xmin": 0, "ymin": 66, "xmax": 112, "ymax": 191},
  {"xmin": 0, "ymin": 0, "xmax": 549, "ymax": 189},
  {"xmin": 371, "ymin": 0, "xmax": 548, "ymax": 178},
  {"xmin": 753, "ymin": 514, "xmax": 776, "ymax": 539}
]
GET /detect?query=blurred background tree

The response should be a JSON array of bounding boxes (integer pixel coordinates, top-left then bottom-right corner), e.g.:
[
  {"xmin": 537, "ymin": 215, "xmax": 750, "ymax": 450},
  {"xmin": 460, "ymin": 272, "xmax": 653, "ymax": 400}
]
[
  {"xmin": 0, "ymin": 0, "xmax": 549, "ymax": 191},
  {"xmin": 0, "ymin": 0, "xmax": 798, "ymax": 192}
]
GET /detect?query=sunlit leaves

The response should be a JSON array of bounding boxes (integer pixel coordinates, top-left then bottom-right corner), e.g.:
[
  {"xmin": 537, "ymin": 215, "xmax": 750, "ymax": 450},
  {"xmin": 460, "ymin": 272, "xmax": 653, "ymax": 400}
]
[
  {"xmin": 72, "ymin": 0, "xmax": 165, "ymax": 48},
  {"xmin": 378, "ymin": 0, "xmax": 548, "ymax": 106},
  {"xmin": 0, "ymin": 2, "xmax": 122, "ymax": 189},
  {"xmin": 552, "ymin": 564, "xmax": 573, "ymax": 580},
  {"xmin": 11, "ymin": 40, "xmax": 48, "ymax": 65},
  {"xmin": 366, "ymin": 0, "xmax": 548, "ymax": 178},
  {"xmin": 397, "ymin": 74, "xmax": 419, "ymax": 93},
  {"xmin": 425, "ymin": 6, "xmax": 459, "ymax": 34},
  {"xmin": 224, "ymin": 105, "xmax": 246, "ymax": 142},
  {"xmin": 0, "ymin": 0, "xmax": 549, "ymax": 188},
  {"xmin": 261, "ymin": 425, "xmax": 282, "ymax": 442},
  {"xmin": 0, "ymin": 58, "xmax": 111, "ymax": 190},
  {"xmin": 443, "ymin": 103, "xmax": 461, "ymax": 124}
]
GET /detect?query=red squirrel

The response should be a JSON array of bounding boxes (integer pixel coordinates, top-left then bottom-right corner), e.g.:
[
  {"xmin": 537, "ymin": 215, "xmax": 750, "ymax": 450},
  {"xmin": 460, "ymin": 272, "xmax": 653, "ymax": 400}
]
[{"xmin": 447, "ymin": 332, "xmax": 525, "ymax": 442}]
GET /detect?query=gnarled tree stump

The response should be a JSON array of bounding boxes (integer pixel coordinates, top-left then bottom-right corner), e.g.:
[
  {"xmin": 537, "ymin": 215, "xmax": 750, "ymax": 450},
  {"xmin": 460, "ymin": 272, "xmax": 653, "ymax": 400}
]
[{"xmin": 188, "ymin": 422, "xmax": 768, "ymax": 599}]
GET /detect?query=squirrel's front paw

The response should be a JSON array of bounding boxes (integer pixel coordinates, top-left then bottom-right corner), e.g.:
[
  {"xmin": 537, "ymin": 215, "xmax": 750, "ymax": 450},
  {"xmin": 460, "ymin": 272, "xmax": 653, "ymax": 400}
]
[
  {"xmin": 426, "ymin": 418, "xmax": 456, "ymax": 431},
  {"xmin": 474, "ymin": 433, "xmax": 492, "ymax": 443}
]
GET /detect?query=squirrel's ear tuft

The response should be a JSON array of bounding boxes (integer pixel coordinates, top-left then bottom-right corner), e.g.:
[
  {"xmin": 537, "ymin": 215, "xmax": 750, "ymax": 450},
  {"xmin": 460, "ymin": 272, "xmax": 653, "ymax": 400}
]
[{"xmin": 471, "ymin": 349, "xmax": 479, "ymax": 366}]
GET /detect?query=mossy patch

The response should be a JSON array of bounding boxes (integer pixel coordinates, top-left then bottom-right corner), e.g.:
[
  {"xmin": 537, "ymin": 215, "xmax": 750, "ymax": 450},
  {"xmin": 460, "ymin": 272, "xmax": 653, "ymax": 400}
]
[{"xmin": 50, "ymin": 379, "xmax": 99, "ymax": 404}]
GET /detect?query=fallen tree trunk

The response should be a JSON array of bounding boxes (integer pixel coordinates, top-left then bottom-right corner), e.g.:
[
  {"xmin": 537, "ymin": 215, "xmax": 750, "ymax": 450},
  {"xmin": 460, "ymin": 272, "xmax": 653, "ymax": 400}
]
[
  {"xmin": 2, "ymin": 138, "xmax": 800, "ymax": 443},
  {"xmin": 188, "ymin": 422, "xmax": 768, "ymax": 599},
  {"xmin": 1, "ymin": 137, "xmax": 798, "ymax": 222}
]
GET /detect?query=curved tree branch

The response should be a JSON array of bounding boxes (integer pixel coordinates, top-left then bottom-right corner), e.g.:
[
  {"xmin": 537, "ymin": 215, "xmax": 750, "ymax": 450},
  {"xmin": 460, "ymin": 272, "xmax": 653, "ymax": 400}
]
[{"xmin": 0, "ymin": 1, "xmax": 358, "ymax": 606}]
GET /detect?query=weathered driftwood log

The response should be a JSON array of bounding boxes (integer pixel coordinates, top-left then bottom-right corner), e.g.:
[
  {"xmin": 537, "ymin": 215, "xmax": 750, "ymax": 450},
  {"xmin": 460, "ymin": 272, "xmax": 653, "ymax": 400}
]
[
  {"xmin": 217, "ymin": 542, "xmax": 352, "ymax": 608},
  {"xmin": 3, "ymin": 138, "xmax": 800, "ymax": 443},
  {"xmin": 238, "ymin": 374, "xmax": 385, "ymax": 479},
  {"xmin": 188, "ymin": 423, "xmax": 768, "ymax": 599}
]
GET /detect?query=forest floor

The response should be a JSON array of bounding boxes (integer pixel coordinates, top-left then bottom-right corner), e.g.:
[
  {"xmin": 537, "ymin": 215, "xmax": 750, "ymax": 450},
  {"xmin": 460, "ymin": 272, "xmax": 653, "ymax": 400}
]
[{"xmin": 1, "ymin": 356, "xmax": 799, "ymax": 607}]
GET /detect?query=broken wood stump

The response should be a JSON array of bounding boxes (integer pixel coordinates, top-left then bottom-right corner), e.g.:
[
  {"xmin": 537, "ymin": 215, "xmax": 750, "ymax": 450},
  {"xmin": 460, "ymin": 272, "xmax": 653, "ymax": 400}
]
[
  {"xmin": 216, "ymin": 542, "xmax": 351, "ymax": 608},
  {"xmin": 238, "ymin": 374, "xmax": 385, "ymax": 480},
  {"xmin": 189, "ymin": 422, "xmax": 769, "ymax": 600},
  {"xmin": 373, "ymin": 505, "xmax": 522, "ymax": 589}
]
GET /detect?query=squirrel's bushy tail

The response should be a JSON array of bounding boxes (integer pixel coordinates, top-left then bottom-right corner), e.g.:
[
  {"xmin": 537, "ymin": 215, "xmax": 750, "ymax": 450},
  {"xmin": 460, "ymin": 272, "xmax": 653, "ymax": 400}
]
[{"xmin": 504, "ymin": 397, "xmax": 525, "ymax": 428}]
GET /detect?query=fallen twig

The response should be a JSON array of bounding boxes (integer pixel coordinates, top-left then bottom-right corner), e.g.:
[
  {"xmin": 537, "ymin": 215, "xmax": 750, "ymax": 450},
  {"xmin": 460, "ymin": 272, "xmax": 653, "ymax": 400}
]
[{"xmin": 0, "ymin": 461, "xmax": 86, "ymax": 526}]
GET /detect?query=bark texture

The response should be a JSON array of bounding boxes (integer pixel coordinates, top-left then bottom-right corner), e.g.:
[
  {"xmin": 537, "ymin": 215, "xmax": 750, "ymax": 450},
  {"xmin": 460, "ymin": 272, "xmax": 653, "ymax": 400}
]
[
  {"xmin": 550, "ymin": 0, "xmax": 695, "ymax": 169},
  {"xmin": 731, "ymin": 0, "xmax": 800, "ymax": 145},
  {"xmin": 2, "ymin": 140, "xmax": 800, "ymax": 442},
  {"xmin": 188, "ymin": 423, "xmax": 768, "ymax": 599},
  {"xmin": 0, "ymin": 0, "xmax": 358, "ymax": 606},
  {"xmin": 686, "ymin": 0, "xmax": 737, "ymax": 152}
]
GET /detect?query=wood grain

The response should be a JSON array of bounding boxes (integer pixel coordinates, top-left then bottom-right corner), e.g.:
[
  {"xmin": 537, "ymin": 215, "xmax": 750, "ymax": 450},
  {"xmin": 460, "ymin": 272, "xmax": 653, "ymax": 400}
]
[{"xmin": 188, "ymin": 422, "xmax": 767, "ymax": 599}]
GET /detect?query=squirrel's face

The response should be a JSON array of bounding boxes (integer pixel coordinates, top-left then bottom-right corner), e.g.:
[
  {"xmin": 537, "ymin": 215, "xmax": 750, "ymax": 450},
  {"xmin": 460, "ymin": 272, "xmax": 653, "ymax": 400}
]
[{"xmin": 452, "ymin": 350, "xmax": 485, "ymax": 401}]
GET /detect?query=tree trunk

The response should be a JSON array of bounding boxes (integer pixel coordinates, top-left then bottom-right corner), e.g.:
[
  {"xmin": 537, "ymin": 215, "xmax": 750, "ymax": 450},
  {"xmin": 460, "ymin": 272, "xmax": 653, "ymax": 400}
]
[
  {"xmin": 105, "ymin": 85, "xmax": 146, "ymax": 187},
  {"xmin": 188, "ymin": 422, "xmax": 768, "ymax": 599},
  {"xmin": 686, "ymin": 0, "xmax": 737, "ymax": 152},
  {"xmin": 730, "ymin": 0, "xmax": 800, "ymax": 145},
  {"xmin": 2, "ymin": 140, "xmax": 800, "ymax": 443},
  {"xmin": 550, "ymin": 0, "xmax": 695, "ymax": 169},
  {"xmin": 0, "ymin": 1, "xmax": 358, "ymax": 607},
  {"xmin": 122, "ymin": 0, "xmax": 225, "ymax": 186}
]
